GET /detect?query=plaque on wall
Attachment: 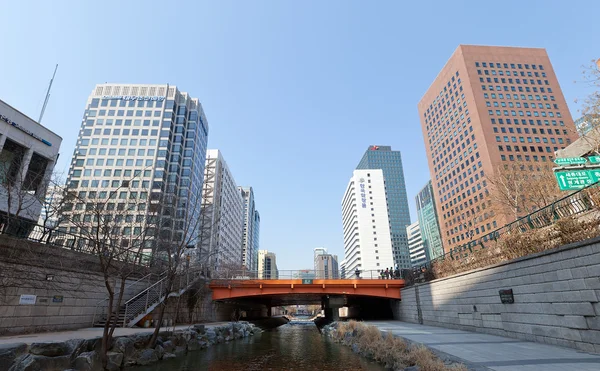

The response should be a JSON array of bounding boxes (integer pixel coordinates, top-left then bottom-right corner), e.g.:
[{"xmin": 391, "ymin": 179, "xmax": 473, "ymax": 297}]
[{"xmin": 499, "ymin": 289, "xmax": 514, "ymax": 304}]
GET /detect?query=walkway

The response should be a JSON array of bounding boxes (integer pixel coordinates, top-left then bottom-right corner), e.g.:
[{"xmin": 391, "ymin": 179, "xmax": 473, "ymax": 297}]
[
  {"xmin": 0, "ymin": 322, "xmax": 230, "ymax": 346},
  {"xmin": 367, "ymin": 321, "xmax": 600, "ymax": 371}
]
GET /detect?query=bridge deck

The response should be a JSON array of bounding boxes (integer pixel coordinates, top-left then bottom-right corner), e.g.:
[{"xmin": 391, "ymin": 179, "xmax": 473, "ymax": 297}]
[{"xmin": 209, "ymin": 279, "xmax": 405, "ymax": 301}]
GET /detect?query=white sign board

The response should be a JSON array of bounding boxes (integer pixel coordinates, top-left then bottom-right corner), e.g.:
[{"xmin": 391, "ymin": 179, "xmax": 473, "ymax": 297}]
[{"xmin": 19, "ymin": 294, "xmax": 37, "ymax": 305}]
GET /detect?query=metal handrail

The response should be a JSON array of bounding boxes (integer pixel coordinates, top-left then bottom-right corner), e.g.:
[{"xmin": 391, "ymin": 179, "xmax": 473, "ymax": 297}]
[
  {"xmin": 91, "ymin": 271, "xmax": 164, "ymax": 326},
  {"xmin": 210, "ymin": 269, "xmax": 403, "ymax": 280}
]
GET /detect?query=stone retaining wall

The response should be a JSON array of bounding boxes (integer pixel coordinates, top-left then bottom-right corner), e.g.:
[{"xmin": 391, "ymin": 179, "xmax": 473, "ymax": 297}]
[
  {"xmin": 1, "ymin": 322, "xmax": 260, "ymax": 370},
  {"xmin": 394, "ymin": 236, "xmax": 600, "ymax": 353},
  {"xmin": 0, "ymin": 236, "xmax": 149, "ymax": 335}
]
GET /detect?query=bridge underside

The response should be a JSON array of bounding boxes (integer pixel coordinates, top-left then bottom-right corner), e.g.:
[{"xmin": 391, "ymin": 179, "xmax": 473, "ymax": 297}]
[{"xmin": 209, "ymin": 279, "xmax": 404, "ymax": 321}]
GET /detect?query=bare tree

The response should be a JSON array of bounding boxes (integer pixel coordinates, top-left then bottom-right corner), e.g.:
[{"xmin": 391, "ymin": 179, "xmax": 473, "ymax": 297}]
[
  {"xmin": 486, "ymin": 162, "xmax": 562, "ymax": 221},
  {"xmin": 147, "ymin": 188, "xmax": 205, "ymax": 347},
  {"xmin": 58, "ymin": 173, "xmax": 154, "ymax": 369}
]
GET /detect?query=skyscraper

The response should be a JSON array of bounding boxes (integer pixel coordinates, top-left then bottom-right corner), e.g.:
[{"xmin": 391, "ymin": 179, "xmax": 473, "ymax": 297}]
[
  {"xmin": 199, "ymin": 150, "xmax": 244, "ymax": 271},
  {"xmin": 415, "ymin": 181, "xmax": 444, "ymax": 260},
  {"xmin": 407, "ymin": 221, "xmax": 427, "ymax": 267},
  {"xmin": 63, "ymin": 84, "xmax": 208, "ymax": 259},
  {"xmin": 342, "ymin": 169, "xmax": 394, "ymax": 275},
  {"xmin": 356, "ymin": 146, "xmax": 412, "ymax": 268},
  {"xmin": 240, "ymin": 187, "xmax": 259, "ymax": 271},
  {"xmin": 418, "ymin": 46, "xmax": 578, "ymax": 253}
]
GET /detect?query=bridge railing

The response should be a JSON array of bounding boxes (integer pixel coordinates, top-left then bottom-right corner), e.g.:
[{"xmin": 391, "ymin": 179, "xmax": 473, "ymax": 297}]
[{"xmin": 210, "ymin": 269, "xmax": 403, "ymax": 280}]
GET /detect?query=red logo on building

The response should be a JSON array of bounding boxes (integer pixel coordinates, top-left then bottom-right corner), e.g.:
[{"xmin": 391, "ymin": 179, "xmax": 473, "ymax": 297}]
[{"xmin": 370, "ymin": 145, "xmax": 379, "ymax": 150}]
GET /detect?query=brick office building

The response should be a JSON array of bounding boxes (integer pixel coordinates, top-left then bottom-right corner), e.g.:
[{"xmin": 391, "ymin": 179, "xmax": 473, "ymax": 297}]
[{"xmin": 418, "ymin": 45, "xmax": 578, "ymax": 253}]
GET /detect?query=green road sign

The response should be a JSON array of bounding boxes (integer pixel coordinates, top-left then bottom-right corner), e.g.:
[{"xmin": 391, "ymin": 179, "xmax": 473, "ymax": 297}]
[
  {"xmin": 301, "ymin": 279, "xmax": 313, "ymax": 284},
  {"xmin": 554, "ymin": 169, "xmax": 600, "ymax": 191},
  {"xmin": 588, "ymin": 156, "xmax": 600, "ymax": 164},
  {"xmin": 554, "ymin": 157, "xmax": 588, "ymax": 166}
]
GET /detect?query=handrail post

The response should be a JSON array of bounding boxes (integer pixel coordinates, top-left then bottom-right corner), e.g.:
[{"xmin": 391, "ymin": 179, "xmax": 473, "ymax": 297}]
[
  {"xmin": 145, "ymin": 287, "xmax": 149, "ymax": 311},
  {"xmin": 123, "ymin": 303, "xmax": 128, "ymax": 328}
]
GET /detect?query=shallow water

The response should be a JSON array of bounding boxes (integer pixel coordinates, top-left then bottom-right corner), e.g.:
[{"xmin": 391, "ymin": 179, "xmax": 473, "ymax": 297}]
[{"xmin": 127, "ymin": 323, "xmax": 384, "ymax": 371}]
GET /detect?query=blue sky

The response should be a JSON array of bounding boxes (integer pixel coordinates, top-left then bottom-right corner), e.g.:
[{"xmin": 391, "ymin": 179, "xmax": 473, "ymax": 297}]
[{"xmin": 1, "ymin": 1, "xmax": 598, "ymax": 270}]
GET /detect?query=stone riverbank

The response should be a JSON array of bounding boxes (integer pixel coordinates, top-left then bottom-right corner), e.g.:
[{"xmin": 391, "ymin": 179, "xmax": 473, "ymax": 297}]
[{"xmin": 1, "ymin": 322, "xmax": 260, "ymax": 371}]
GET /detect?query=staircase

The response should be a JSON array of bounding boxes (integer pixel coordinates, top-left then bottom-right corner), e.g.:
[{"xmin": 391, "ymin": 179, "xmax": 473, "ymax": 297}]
[{"xmin": 92, "ymin": 269, "xmax": 204, "ymax": 328}]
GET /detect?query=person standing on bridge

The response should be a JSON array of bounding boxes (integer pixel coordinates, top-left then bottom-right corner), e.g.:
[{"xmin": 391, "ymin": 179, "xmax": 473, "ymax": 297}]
[
  {"xmin": 384, "ymin": 268, "xmax": 389, "ymax": 279},
  {"xmin": 355, "ymin": 268, "xmax": 361, "ymax": 279}
]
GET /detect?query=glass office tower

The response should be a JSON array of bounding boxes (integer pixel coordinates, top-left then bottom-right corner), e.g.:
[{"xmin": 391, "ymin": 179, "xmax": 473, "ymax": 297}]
[
  {"xmin": 356, "ymin": 146, "xmax": 412, "ymax": 269},
  {"xmin": 63, "ymin": 84, "xmax": 208, "ymax": 260},
  {"xmin": 416, "ymin": 180, "xmax": 444, "ymax": 260}
]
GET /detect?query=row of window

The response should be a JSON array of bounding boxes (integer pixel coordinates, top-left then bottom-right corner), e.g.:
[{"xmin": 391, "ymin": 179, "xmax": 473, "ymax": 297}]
[
  {"xmin": 480, "ymin": 76, "xmax": 550, "ymax": 86},
  {"xmin": 488, "ymin": 109, "xmax": 561, "ymax": 118},
  {"xmin": 86, "ymin": 119, "xmax": 161, "ymax": 127},
  {"xmin": 481, "ymin": 84, "xmax": 553, "ymax": 93},
  {"xmin": 478, "ymin": 69, "xmax": 546, "ymax": 77},
  {"xmin": 90, "ymin": 98, "xmax": 164, "ymax": 109},
  {"xmin": 475, "ymin": 62, "xmax": 544, "ymax": 70}
]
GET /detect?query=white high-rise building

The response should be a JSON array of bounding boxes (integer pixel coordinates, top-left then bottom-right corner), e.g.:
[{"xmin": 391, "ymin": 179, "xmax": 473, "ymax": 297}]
[
  {"xmin": 240, "ymin": 187, "xmax": 259, "ymax": 271},
  {"xmin": 407, "ymin": 221, "xmax": 428, "ymax": 267},
  {"xmin": 199, "ymin": 150, "xmax": 244, "ymax": 271},
  {"xmin": 62, "ymin": 84, "xmax": 208, "ymax": 260},
  {"xmin": 341, "ymin": 169, "xmax": 394, "ymax": 275}
]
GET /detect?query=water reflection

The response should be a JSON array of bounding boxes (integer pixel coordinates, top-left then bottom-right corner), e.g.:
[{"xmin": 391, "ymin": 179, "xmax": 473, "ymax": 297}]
[{"xmin": 127, "ymin": 323, "xmax": 384, "ymax": 371}]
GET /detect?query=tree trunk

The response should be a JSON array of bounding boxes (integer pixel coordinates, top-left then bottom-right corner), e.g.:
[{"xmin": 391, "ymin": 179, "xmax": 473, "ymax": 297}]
[{"xmin": 148, "ymin": 297, "xmax": 169, "ymax": 348}]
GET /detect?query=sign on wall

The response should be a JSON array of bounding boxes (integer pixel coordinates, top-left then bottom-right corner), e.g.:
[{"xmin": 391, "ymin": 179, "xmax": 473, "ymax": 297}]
[
  {"xmin": 359, "ymin": 178, "xmax": 367, "ymax": 208},
  {"xmin": 52, "ymin": 295, "xmax": 64, "ymax": 303},
  {"xmin": 19, "ymin": 294, "xmax": 37, "ymax": 305},
  {"xmin": 101, "ymin": 95, "xmax": 165, "ymax": 101},
  {"xmin": 0, "ymin": 113, "xmax": 53, "ymax": 146}
]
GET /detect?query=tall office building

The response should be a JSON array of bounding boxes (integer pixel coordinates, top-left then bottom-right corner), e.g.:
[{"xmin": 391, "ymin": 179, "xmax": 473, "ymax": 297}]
[
  {"xmin": 240, "ymin": 187, "xmax": 259, "ymax": 271},
  {"xmin": 342, "ymin": 169, "xmax": 394, "ymax": 275},
  {"xmin": 407, "ymin": 221, "xmax": 427, "ymax": 267},
  {"xmin": 357, "ymin": 146, "xmax": 412, "ymax": 269},
  {"xmin": 315, "ymin": 253, "xmax": 339, "ymax": 279},
  {"xmin": 252, "ymin": 209, "xmax": 260, "ymax": 269},
  {"xmin": 63, "ymin": 84, "xmax": 208, "ymax": 258},
  {"xmin": 415, "ymin": 181, "xmax": 444, "ymax": 260},
  {"xmin": 257, "ymin": 249, "xmax": 278, "ymax": 279},
  {"xmin": 418, "ymin": 46, "xmax": 578, "ymax": 252},
  {"xmin": 199, "ymin": 150, "xmax": 244, "ymax": 270}
]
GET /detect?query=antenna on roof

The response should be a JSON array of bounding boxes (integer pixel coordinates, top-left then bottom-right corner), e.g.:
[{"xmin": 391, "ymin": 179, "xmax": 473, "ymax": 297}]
[{"xmin": 38, "ymin": 64, "xmax": 58, "ymax": 124}]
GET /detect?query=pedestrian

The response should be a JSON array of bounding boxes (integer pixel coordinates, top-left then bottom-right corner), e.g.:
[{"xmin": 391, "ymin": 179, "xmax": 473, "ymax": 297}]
[
  {"xmin": 355, "ymin": 268, "xmax": 361, "ymax": 279},
  {"xmin": 384, "ymin": 268, "xmax": 389, "ymax": 279},
  {"xmin": 380, "ymin": 270, "xmax": 385, "ymax": 279},
  {"xmin": 394, "ymin": 266, "xmax": 400, "ymax": 279}
]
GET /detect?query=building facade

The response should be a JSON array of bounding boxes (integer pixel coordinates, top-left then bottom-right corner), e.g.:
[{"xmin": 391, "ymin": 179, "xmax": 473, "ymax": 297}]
[
  {"xmin": 0, "ymin": 99, "xmax": 62, "ymax": 235},
  {"xmin": 257, "ymin": 249, "xmax": 278, "ymax": 279},
  {"xmin": 415, "ymin": 180, "xmax": 444, "ymax": 260},
  {"xmin": 63, "ymin": 84, "xmax": 208, "ymax": 259},
  {"xmin": 313, "ymin": 247, "xmax": 327, "ymax": 271},
  {"xmin": 418, "ymin": 46, "xmax": 578, "ymax": 253},
  {"xmin": 342, "ymin": 169, "xmax": 394, "ymax": 275},
  {"xmin": 356, "ymin": 146, "xmax": 412, "ymax": 269},
  {"xmin": 407, "ymin": 221, "xmax": 427, "ymax": 267},
  {"xmin": 240, "ymin": 187, "xmax": 259, "ymax": 271},
  {"xmin": 315, "ymin": 253, "xmax": 339, "ymax": 279},
  {"xmin": 199, "ymin": 149, "xmax": 244, "ymax": 271}
]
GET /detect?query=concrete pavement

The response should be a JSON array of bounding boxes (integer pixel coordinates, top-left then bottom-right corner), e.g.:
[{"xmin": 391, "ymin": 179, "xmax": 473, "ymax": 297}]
[
  {"xmin": 0, "ymin": 322, "xmax": 230, "ymax": 345},
  {"xmin": 367, "ymin": 320, "xmax": 600, "ymax": 371}
]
